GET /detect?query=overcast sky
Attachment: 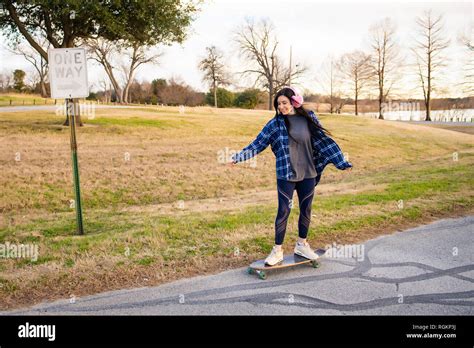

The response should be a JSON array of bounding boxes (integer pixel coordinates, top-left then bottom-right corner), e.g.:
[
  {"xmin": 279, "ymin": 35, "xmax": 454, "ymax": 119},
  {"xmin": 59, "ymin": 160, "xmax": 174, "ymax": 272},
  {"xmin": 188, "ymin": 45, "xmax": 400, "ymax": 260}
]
[{"xmin": 1, "ymin": 0, "xmax": 472, "ymax": 98}]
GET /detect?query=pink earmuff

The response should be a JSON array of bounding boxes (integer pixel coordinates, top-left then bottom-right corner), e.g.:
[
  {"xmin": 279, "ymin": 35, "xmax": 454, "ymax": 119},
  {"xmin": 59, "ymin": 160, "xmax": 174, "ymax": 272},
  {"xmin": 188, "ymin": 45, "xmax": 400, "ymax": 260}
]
[{"xmin": 284, "ymin": 86, "xmax": 304, "ymax": 108}]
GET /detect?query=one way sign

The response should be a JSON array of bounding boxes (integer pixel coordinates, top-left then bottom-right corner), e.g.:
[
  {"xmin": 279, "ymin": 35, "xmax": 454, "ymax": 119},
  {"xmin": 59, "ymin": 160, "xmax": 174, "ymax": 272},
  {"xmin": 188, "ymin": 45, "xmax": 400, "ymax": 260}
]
[{"xmin": 48, "ymin": 48, "xmax": 89, "ymax": 99}]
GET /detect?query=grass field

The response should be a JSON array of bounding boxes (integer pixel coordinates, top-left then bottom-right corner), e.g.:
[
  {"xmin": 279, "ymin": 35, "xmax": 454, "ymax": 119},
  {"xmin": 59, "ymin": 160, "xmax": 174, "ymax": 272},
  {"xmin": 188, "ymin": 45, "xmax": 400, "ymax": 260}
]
[
  {"xmin": 0, "ymin": 93, "xmax": 56, "ymax": 106},
  {"xmin": 420, "ymin": 123, "xmax": 474, "ymax": 135},
  {"xmin": 0, "ymin": 105, "xmax": 473, "ymax": 309}
]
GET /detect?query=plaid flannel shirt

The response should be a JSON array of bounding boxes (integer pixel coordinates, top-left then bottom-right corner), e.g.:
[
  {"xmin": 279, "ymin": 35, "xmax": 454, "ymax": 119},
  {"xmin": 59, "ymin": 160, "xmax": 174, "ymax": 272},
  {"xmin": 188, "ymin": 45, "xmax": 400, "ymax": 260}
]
[{"xmin": 231, "ymin": 110, "xmax": 352, "ymax": 186}]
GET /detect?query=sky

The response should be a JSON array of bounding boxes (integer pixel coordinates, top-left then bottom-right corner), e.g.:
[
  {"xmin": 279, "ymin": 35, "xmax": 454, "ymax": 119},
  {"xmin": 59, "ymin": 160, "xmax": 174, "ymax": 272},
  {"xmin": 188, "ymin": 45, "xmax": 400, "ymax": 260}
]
[{"xmin": 0, "ymin": 0, "xmax": 473, "ymax": 98}]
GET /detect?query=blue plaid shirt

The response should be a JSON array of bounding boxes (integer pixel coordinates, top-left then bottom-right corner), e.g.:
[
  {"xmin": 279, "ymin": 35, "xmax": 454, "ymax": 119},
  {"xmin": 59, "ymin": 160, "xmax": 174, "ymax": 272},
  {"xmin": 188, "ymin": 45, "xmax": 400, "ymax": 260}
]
[{"xmin": 231, "ymin": 110, "xmax": 352, "ymax": 186}]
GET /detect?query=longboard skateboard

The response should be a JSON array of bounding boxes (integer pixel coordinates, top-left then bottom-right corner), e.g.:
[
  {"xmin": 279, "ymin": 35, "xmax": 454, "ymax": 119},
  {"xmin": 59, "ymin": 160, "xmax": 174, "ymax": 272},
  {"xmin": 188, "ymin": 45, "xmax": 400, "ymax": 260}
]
[{"xmin": 247, "ymin": 248, "xmax": 327, "ymax": 280}]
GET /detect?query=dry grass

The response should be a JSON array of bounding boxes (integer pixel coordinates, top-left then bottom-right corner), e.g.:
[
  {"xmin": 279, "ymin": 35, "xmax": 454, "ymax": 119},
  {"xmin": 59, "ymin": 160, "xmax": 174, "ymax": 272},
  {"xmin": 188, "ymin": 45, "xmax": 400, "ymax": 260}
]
[
  {"xmin": 1, "ymin": 107, "xmax": 472, "ymax": 214},
  {"xmin": 0, "ymin": 105, "xmax": 473, "ymax": 310},
  {"xmin": 419, "ymin": 123, "xmax": 474, "ymax": 135},
  {"xmin": 0, "ymin": 93, "xmax": 55, "ymax": 106}
]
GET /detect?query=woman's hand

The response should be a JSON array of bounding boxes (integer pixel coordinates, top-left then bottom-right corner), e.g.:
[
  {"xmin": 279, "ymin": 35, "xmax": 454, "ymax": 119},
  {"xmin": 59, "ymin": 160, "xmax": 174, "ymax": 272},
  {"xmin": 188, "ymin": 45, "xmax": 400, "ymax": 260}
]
[{"xmin": 226, "ymin": 160, "xmax": 237, "ymax": 167}]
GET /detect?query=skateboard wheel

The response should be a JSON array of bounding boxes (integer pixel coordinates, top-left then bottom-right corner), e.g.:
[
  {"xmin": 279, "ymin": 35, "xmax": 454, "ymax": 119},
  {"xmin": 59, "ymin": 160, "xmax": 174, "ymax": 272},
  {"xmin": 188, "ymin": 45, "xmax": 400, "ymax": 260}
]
[
  {"xmin": 311, "ymin": 260, "xmax": 319, "ymax": 268},
  {"xmin": 258, "ymin": 271, "xmax": 267, "ymax": 280},
  {"xmin": 247, "ymin": 267, "xmax": 254, "ymax": 275}
]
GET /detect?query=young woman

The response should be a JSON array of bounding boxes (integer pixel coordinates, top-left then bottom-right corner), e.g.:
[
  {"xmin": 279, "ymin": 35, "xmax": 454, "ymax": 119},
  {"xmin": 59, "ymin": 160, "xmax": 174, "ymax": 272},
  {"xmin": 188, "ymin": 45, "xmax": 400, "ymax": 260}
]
[{"xmin": 228, "ymin": 86, "xmax": 352, "ymax": 266}]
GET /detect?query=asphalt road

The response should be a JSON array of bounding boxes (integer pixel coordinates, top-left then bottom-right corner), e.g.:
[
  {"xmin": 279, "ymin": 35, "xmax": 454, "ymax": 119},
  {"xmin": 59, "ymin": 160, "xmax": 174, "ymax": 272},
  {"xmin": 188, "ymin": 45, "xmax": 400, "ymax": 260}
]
[{"xmin": 3, "ymin": 215, "xmax": 473, "ymax": 315}]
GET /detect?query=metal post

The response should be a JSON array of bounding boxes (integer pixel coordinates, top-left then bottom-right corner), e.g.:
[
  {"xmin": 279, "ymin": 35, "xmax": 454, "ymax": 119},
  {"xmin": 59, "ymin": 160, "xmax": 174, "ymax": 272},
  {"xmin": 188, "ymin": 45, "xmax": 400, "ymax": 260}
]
[{"xmin": 67, "ymin": 98, "xmax": 84, "ymax": 235}]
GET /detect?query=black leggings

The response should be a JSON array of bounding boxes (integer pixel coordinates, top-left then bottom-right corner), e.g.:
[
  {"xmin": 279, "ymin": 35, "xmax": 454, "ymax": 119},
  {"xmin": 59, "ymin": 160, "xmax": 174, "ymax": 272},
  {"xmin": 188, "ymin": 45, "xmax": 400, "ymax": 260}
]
[{"xmin": 275, "ymin": 177, "xmax": 316, "ymax": 245}]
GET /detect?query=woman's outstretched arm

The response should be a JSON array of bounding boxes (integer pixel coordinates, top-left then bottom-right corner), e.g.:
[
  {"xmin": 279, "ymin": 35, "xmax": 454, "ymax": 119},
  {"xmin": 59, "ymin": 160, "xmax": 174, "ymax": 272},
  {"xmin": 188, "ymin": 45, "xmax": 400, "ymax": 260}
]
[{"xmin": 231, "ymin": 119, "xmax": 276, "ymax": 164}]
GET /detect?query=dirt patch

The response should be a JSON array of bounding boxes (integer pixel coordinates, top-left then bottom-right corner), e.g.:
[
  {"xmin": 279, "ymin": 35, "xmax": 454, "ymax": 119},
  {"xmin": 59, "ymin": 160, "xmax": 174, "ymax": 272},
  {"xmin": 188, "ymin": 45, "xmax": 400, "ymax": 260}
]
[{"xmin": 119, "ymin": 181, "xmax": 388, "ymax": 215}]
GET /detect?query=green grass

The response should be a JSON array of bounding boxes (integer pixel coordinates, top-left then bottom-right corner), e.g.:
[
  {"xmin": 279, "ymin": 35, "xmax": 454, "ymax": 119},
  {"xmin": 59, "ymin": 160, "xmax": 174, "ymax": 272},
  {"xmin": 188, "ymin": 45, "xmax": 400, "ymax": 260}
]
[
  {"xmin": 0, "ymin": 278, "xmax": 18, "ymax": 292},
  {"xmin": 135, "ymin": 256, "xmax": 155, "ymax": 266},
  {"xmin": 1, "ymin": 157, "xmax": 472, "ymax": 271},
  {"xmin": 0, "ymin": 94, "xmax": 54, "ymax": 106},
  {"xmin": 2, "ymin": 108, "xmax": 472, "ymax": 214},
  {"xmin": 86, "ymin": 116, "xmax": 193, "ymax": 129},
  {"xmin": 1, "ymin": 106, "xmax": 473, "ymax": 308},
  {"xmin": 316, "ymin": 162, "xmax": 471, "ymax": 210}
]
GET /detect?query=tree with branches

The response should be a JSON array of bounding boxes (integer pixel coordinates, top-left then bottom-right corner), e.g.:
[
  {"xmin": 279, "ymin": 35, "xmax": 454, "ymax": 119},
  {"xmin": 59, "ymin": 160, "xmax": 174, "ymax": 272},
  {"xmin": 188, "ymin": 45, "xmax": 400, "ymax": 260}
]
[
  {"xmin": 198, "ymin": 46, "xmax": 231, "ymax": 108},
  {"xmin": 368, "ymin": 18, "xmax": 402, "ymax": 119},
  {"xmin": 458, "ymin": 29, "xmax": 474, "ymax": 96},
  {"xmin": 234, "ymin": 18, "xmax": 307, "ymax": 110},
  {"xmin": 337, "ymin": 51, "xmax": 372, "ymax": 115},
  {"xmin": 0, "ymin": 0, "xmax": 199, "ymax": 124},
  {"xmin": 7, "ymin": 34, "xmax": 50, "ymax": 97},
  {"xmin": 412, "ymin": 10, "xmax": 450, "ymax": 121},
  {"xmin": 316, "ymin": 56, "xmax": 348, "ymax": 114}
]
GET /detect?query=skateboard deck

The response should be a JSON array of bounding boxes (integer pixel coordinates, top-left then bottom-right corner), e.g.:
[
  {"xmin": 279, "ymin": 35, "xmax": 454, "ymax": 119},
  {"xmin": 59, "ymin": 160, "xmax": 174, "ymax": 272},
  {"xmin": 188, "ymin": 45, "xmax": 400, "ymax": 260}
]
[{"xmin": 247, "ymin": 248, "xmax": 327, "ymax": 279}]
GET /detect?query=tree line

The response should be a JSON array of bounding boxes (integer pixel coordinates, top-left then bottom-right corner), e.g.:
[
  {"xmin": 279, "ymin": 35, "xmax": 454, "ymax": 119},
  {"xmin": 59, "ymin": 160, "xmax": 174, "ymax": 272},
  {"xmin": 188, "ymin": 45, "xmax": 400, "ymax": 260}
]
[{"xmin": 0, "ymin": 1, "xmax": 472, "ymax": 124}]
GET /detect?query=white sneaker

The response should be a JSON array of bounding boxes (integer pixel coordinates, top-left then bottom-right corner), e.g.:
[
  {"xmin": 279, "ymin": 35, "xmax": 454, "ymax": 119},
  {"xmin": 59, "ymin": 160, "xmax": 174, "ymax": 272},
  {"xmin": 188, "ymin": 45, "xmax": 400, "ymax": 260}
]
[
  {"xmin": 294, "ymin": 241, "xmax": 319, "ymax": 260},
  {"xmin": 264, "ymin": 246, "xmax": 284, "ymax": 266}
]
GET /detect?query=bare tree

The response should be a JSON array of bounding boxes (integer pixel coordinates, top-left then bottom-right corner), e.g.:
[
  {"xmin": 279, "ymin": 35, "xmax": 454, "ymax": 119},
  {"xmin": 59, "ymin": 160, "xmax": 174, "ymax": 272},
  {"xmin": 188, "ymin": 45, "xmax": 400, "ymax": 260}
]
[
  {"xmin": 87, "ymin": 38, "xmax": 161, "ymax": 104},
  {"xmin": 316, "ymin": 56, "xmax": 346, "ymax": 114},
  {"xmin": 234, "ymin": 18, "xmax": 307, "ymax": 110},
  {"xmin": 0, "ymin": 70, "xmax": 13, "ymax": 91},
  {"xmin": 7, "ymin": 36, "xmax": 50, "ymax": 97},
  {"xmin": 198, "ymin": 46, "xmax": 231, "ymax": 108},
  {"xmin": 85, "ymin": 38, "xmax": 124, "ymax": 103},
  {"xmin": 458, "ymin": 30, "xmax": 474, "ymax": 95},
  {"xmin": 120, "ymin": 43, "xmax": 161, "ymax": 103},
  {"xmin": 412, "ymin": 10, "xmax": 450, "ymax": 121},
  {"xmin": 98, "ymin": 76, "xmax": 112, "ymax": 103},
  {"xmin": 337, "ymin": 51, "xmax": 372, "ymax": 115},
  {"xmin": 368, "ymin": 18, "xmax": 401, "ymax": 119},
  {"xmin": 158, "ymin": 76, "xmax": 200, "ymax": 106},
  {"xmin": 458, "ymin": 28, "xmax": 474, "ymax": 51},
  {"xmin": 1, "ymin": 0, "xmax": 198, "ymax": 126}
]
